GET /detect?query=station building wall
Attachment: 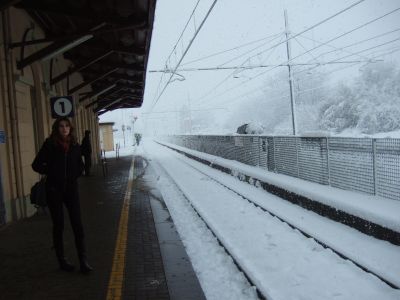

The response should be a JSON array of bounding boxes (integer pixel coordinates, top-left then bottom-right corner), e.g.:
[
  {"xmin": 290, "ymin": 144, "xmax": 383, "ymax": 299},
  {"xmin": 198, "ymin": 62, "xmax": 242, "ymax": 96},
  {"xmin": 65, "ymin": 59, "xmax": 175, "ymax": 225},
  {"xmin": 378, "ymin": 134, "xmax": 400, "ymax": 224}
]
[{"xmin": 0, "ymin": 7, "xmax": 101, "ymax": 224}]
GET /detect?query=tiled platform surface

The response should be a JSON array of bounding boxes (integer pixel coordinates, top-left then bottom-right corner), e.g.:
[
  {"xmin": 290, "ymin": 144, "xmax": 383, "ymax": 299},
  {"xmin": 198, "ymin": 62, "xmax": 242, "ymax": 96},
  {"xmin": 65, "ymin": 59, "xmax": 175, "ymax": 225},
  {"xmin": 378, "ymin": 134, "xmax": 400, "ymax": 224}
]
[{"xmin": 0, "ymin": 154, "xmax": 204, "ymax": 300}]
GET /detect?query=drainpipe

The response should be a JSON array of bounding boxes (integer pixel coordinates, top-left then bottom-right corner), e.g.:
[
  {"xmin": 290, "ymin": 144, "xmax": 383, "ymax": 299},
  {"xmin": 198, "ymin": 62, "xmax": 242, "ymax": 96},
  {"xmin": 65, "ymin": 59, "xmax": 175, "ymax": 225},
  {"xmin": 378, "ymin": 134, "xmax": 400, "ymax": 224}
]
[{"xmin": 2, "ymin": 10, "xmax": 24, "ymax": 209}]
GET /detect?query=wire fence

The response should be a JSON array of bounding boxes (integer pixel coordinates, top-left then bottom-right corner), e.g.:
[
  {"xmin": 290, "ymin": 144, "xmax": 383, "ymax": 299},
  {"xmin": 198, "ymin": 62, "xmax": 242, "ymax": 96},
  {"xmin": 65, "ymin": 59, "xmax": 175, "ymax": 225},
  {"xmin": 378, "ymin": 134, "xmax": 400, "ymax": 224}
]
[{"xmin": 160, "ymin": 135, "xmax": 400, "ymax": 201}]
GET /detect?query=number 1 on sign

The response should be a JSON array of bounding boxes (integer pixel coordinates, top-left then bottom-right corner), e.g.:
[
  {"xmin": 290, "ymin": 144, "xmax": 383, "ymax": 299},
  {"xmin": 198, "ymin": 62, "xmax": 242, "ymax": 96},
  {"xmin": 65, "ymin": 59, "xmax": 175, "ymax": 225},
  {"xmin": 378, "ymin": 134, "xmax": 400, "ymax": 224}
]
[
  {"xmin": 53, "ymin": 98, "xmax": 72, "ymax": 117},
  {"xmin": 59, "ymin": 102, "xmax": 65, "ymax": 114}
]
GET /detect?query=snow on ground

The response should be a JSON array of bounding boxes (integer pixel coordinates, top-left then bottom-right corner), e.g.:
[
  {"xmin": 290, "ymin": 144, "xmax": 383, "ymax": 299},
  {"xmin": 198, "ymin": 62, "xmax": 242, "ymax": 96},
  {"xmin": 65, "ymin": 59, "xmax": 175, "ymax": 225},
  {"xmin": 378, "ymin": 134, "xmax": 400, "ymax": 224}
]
[
  {"xmin": 157, "ymin": 140, "xmax": 400, "ymax": 233},
  {"xmin": 158, "ymin": 142, "xmax": 400, "ymax": 288},
  {"xmin": 142, "ymin": 140, "xmax": 400, "ymax": 300},
  {"xmin": 139, "ymin": 145, "xmax": 258, "ymax": 300},
  {"xmin": 104, "ymin": 145, "xmax": 136, "ymax": 159},
  {"xmin": 334, "ymin": 128, "xmax": 400, "ymax": 139}
]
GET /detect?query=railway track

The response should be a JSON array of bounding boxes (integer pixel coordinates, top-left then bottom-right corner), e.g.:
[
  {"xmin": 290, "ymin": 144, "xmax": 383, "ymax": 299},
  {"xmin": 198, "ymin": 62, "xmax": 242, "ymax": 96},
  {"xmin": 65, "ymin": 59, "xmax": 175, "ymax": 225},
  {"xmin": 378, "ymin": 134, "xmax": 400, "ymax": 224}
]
[
  {"xmin": 155, "ymin": 142, "xmax": 400, "ymax": 291},
  {"xmin": 153, "ymin": 157, "xmax": 267, "ymax": 300}
]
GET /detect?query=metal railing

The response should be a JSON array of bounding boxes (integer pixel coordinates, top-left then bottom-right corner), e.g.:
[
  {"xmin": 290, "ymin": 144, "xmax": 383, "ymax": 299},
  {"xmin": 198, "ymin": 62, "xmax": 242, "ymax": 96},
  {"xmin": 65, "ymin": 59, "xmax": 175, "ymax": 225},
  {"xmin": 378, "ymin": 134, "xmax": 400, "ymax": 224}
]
[{"xmin": 160, "ymin": 135, "xmax": 400, "ymax": 201}]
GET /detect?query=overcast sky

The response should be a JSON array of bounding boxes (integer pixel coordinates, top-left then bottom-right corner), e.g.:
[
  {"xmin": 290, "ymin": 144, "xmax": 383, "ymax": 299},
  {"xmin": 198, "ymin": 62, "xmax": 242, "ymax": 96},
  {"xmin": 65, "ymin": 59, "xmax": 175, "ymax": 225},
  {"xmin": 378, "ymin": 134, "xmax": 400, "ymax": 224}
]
[{"xmin": 100, "ymin": 0, "xmax": 400, "ymax": 135}]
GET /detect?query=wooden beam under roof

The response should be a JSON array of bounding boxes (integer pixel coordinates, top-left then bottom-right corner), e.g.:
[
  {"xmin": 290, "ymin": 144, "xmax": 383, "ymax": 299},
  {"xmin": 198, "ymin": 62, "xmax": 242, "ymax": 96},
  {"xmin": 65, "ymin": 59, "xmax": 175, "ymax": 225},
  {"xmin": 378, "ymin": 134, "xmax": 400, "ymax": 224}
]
[
  {"xmin": 68, "ymin": 68, "xmax": 118, "ymax": 94},
  {"xmin": 16, "ymin": 36, "xmax": 92, "ymax": 69},
  {"xmin": 50, "ymin": 50, "xmax": 113, "ymax": 85},
  {"xmin": 10, "ymin": 24, "xmax": 145, "ymax": 48},
  {"xmin": 63, "ymin": 55, "xmax": 144, "ymax": 71},
  {"xmin": 82, "ymin": 71, "xmax": 142, "ymax": 83},
  {"xmin": 15, "ymin": 2, "xmax": 147, "ymax": 27},
  {"xmin": 95, "ymin": 86, "xmax": 140, "ymax": 99},
  {"xmin": 79, "ymin": 83, "xmax": 118, "ymax": 102},
  {"xmin": 0, "ymin": 0, "xmax": 21, "ymax": 10}
]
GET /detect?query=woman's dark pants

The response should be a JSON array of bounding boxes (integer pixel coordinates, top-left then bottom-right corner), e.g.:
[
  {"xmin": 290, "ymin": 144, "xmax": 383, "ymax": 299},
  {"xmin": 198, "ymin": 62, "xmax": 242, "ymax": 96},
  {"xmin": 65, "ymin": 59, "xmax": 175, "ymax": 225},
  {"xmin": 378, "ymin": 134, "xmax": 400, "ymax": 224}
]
[{"xmin": 46, "ymin": 182, "xmax": 86, "ymax": 263}]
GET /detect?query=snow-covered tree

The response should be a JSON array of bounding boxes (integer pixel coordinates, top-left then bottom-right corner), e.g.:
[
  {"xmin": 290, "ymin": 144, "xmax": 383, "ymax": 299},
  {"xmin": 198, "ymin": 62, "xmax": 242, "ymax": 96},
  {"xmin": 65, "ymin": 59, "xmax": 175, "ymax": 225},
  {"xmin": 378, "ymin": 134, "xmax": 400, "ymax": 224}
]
[{"xmin": 320, "ymin": 62, "xmax": 400, "ymax": 134}]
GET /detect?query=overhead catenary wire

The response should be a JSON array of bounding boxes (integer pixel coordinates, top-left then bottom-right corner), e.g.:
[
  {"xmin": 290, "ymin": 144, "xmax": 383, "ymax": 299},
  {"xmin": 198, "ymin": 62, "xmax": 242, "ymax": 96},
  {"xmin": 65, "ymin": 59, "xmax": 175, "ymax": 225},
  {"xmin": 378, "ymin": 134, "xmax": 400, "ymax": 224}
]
[
  {"xmin": 293, "ymin": 36, "xmax": 320, "ymax": 64},
  {"xmin": 205, "ymin": 46, "xmax": 400, "ymax": 111},
  {"xmin": 149, "ymin": 60, "xmax": 382, "ymax": 73},
  {"xmin": 294, "ymin": 36, "xmax": 400, "ymax": 76},
  {"xmin": 216, "ymin": 33, "xmax": 285, "ymax": 67},
  {"xmin": 239, "ymin": 6, "xmax": 400, "ymax": 80},
  {"xmin": 151, "ymin": 0, "xmax": 201, "ymax": 102},
  {"xmin": 289, "ymin": 6, "xmax": 400, "ymax": 64},
  {"xmin": 193, "ymin": 38, "xmax": 283, "ymax": 107},
  {"xmin": 298, "ymin": 27, "xmax": 400, "ymax": 64},
  {"xmin": 194, "ymin": 9, "xmax": 400, "ymax": 109},
  {"xmin": 180, "ymin": 32, "xmax": 283, "ymax": 66},
  {"xmin": 191, "ymin": 0, "xmax": 368, "ymax": 107},
  {"xmin": 295, "ymin": 46, "xmax": 400, "ymax": 85},
  {"xmin": 164, "ymin": 0, "xmax": 202, "ymax": 68},
  {"xmin": 149, "ymin": 0, "xmax": 219, "ymax": 111},
  {"xmin": 233, "ymin": 0, "xmax": 367, "ymax": 65}
]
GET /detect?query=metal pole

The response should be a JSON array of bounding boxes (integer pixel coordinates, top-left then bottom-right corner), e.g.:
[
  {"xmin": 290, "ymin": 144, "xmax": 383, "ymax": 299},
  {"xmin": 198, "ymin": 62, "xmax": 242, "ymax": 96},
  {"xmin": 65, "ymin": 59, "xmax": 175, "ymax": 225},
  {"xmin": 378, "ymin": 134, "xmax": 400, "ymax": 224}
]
[
  {"xmin": 326, "ymin": 137, "xmax": 331, "ymax": 186},
  {"xmin": 372, "ymin": 139, "xmax": 377, "ymax": 195},
  {"xmin": 284, "ymin": 9, "xmax": 297, "ymax": 136},
  {"xmin": 273, "ymin": 136, "xmax": 277, "ymax": 172},
  {"xmin": 122, "ymin": 125, "xmax": 125, "ymax": 147}
]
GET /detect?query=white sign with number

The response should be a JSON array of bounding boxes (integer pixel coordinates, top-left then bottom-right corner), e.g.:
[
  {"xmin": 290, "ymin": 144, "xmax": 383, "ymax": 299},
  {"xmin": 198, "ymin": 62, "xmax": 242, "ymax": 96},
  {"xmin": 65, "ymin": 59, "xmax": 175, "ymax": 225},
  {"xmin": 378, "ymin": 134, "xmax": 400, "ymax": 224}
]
[
  {"xmin": 50, "ymin": 96, "xmax": 74, "ymax": 118},
  {"xmin": 54, "ymin": 98, "xmax": 72, "ymax": 116}
]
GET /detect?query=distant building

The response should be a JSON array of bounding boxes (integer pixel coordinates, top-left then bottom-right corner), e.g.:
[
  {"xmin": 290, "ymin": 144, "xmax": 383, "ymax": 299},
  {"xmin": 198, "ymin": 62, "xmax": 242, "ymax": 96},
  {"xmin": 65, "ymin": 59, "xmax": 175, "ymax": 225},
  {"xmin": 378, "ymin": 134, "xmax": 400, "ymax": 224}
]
[{"xmin": 99, "ymin": 123, "xmax": 115, "ymax": 151}]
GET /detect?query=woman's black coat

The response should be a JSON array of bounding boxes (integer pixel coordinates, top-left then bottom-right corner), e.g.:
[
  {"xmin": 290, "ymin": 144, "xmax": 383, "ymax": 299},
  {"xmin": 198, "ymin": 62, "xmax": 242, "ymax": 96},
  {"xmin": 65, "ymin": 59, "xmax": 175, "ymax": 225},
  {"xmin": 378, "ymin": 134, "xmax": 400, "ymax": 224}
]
[{"xmin": 32, "ymin": 138, "xmax": 84, "ymax": 188}]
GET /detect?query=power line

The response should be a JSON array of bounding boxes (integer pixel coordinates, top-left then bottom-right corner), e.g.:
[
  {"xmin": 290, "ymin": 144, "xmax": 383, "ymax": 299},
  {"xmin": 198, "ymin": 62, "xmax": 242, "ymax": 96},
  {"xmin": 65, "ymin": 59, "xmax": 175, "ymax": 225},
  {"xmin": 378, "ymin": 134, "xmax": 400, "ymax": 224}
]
[
  {"xmin": 295, "ymin": 46, "xmax": 400, "ymax": 84},
  {"xmin": 149, "ymin": 0, "xmax": 219, "ymax": 111},
  {"xmin": 195, "ymin": 9, "xmax": 400, "ymax": 108},
  {"xmin": 150, "ymin": 0, "xmax": 201, "ymax": 107},
  {"xmin": 289, "ymin": 6, "xmax": 400, "ymax": 63},
  {"xmin": 197, "ymin": 44, "xmax": 399, "ymax": 111},
  {"xmin": 191, "ymin": 1, "xmax": 368, "ymax": 107},
  {"xmin": 249, "ymin": 6, "xmax": 400, "ymax": 80},
  {"xmin": 298, "ymin": 27, "xmax": 400, "ymax": 63},
  {"xmin": 233, "ymin": 46, "xmax": 400, "ymax": 109},
  {"xmin": 164, "ymin": 0, "xmax": 202, "ymax": 68},
  {"xmin": 294, "ymin": 36, "xmax": 400, "ymax": 76},
  {"xmin": 216, "ymin": 33, "xmax": 284, "ymax": 67},
  {"xmin": 293, "ymin": 36, "xmax": 320, "ymax": 64},
  {"xmin": 180, "ymin": 32, "xmax": 283, "ymax": 66},
  {"xmin": 149, "ymin": 60, "xmax": 381, "ymax": 73},
  {"xmin": 194, "ymin": 40, "xmax": 281, "ymax": 107},
  {"xmin": 236, "ymin": 0, "xmax": 367, "ymax": 64}
]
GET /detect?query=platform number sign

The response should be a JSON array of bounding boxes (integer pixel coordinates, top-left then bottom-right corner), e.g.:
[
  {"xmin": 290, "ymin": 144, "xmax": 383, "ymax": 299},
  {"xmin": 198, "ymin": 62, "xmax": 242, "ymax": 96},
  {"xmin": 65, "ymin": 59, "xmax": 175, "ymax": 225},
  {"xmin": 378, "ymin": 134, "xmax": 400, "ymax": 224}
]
[{"xmin": 50, "ymin": 96, "xmax": 74, "ymax": 118}]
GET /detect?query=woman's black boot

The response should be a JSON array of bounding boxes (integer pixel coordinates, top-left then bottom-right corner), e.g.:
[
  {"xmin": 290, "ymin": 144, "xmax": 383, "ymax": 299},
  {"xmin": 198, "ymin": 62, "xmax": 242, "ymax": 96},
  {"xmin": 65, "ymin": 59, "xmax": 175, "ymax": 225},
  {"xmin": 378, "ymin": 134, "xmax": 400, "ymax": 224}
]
[
  {"xmin": 80, "ymin": 257, "xmax": 93, "ymax": 274},
  {"xmin": 59, "ymin": 258, "xmax": 75, "ymax": 272}
]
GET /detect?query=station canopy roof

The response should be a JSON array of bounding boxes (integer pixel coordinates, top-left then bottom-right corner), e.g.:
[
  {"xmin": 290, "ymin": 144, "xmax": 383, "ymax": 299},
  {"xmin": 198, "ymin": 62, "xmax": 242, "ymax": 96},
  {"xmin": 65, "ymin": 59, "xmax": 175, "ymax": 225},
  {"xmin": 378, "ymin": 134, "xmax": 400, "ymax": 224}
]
[{"xmin": 9, "ymin": 0, "xmax": 156, "ymax": 115}]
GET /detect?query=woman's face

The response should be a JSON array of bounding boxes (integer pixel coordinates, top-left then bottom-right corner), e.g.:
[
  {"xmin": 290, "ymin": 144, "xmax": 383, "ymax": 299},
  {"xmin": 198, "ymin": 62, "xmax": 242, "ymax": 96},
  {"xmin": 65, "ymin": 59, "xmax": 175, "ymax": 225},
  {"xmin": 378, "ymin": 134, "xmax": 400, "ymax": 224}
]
[{"xmin": 58, "ymin": 120, "xmax": 70, "ymax": 138}]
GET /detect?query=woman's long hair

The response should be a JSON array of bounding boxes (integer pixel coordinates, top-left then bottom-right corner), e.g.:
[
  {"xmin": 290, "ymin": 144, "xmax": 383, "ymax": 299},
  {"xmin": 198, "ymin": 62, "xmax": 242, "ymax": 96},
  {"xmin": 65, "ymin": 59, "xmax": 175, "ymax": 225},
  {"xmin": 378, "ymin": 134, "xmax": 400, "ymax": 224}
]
[{"xmin": 50, "ymin": 117, "xmax": 77, "ymax": 144}]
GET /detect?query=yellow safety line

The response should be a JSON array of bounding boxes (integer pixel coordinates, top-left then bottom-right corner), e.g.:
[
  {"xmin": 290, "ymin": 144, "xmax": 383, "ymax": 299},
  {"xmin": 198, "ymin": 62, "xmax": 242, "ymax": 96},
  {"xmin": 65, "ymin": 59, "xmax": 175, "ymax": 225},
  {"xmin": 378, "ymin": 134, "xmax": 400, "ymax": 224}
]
[{"xmin": 106, "ymin": 157, "xmax": 135, "ymax": 300}]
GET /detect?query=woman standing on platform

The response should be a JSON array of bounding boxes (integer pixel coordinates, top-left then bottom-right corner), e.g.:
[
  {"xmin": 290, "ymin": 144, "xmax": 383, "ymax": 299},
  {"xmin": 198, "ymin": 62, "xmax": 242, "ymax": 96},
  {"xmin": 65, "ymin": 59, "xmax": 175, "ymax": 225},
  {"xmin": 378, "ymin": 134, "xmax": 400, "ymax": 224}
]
[{"xmin": 32, "ymin": 117, "xmax": 93, "ymax": 273}]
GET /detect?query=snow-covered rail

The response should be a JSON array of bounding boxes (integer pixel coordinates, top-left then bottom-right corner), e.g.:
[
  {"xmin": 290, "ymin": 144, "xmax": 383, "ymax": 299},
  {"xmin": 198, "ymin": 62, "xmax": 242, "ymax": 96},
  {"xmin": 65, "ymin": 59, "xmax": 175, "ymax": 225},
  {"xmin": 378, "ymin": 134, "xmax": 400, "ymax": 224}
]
[
  {"xmin": 149, "ymin": 141, "xmax": 400, "ymax": 300},
  {"xmin": 173, "ymin": 152, "xmax": 400, "ymax": 289},
  {"xmin": 154, "ymin": 158, "xmax": 267, "ymax": 300}
]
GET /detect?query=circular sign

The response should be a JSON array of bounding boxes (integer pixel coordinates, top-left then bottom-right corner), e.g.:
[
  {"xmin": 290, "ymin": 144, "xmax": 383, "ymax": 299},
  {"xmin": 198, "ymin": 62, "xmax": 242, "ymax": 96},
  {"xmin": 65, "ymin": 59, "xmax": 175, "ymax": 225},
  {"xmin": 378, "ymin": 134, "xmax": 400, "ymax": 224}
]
[{"xmin": 53, "ymin": 98, "xmax": 73, "ymax": 117}]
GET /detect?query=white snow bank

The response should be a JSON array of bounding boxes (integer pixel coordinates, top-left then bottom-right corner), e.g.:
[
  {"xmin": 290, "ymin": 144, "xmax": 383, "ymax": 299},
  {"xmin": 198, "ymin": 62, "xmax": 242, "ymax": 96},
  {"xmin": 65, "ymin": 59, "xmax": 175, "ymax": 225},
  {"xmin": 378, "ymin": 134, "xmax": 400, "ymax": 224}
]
[
  {"xmin": 142, "ymin": 146, "xmax": 258, "ymax": 300},
  {"xmin": 157, "ymin": 140, "xmax": 400, "ymax": 233},
  {"xmin": 334, "ymin": 128, "xmax": 400, "ymax": 139},
  {"xmin": 164, "ymin": 145, "xmax": 400, "ymax": 288},
  {"xmin": 147, "ymin": 141, "xmax": 400, "ymax": 300}
]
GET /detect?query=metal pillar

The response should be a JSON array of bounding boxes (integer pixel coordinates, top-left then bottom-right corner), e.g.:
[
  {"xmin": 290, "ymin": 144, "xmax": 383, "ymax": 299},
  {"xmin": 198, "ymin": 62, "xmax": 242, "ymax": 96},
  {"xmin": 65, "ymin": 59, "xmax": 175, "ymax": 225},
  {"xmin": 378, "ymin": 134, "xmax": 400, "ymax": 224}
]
[{"xmin": 284, "ymin": 9, "xmax": 297, "ymax": 135}]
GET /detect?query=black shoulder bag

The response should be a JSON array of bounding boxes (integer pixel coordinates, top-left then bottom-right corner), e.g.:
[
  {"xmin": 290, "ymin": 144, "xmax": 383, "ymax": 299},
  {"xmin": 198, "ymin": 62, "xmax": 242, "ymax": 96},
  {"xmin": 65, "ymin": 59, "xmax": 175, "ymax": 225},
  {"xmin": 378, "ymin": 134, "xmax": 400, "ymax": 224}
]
[{"xmin": 30, "ymin": 177, "xmax": 47, "ymax": 208}]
